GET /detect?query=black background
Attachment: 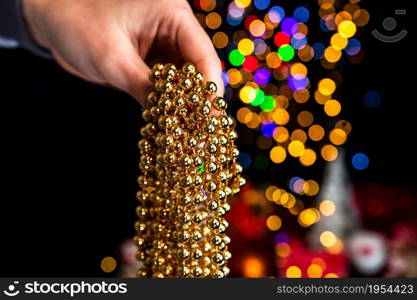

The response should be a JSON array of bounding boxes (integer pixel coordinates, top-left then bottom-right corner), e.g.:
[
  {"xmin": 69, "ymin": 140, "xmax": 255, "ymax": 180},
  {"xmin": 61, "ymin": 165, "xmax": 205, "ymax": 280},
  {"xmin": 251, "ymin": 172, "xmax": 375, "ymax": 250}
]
[{"xmin": 0, "ymin": 0, "xmax": 413, "ymax": 276}]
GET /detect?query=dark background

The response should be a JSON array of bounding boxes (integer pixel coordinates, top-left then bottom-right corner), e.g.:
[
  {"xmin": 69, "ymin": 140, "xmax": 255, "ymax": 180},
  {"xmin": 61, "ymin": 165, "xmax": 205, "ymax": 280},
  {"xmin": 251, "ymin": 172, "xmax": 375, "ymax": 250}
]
[{"xmin": 0, "ymin": 0, "xmax": 413, "ymax": 276}]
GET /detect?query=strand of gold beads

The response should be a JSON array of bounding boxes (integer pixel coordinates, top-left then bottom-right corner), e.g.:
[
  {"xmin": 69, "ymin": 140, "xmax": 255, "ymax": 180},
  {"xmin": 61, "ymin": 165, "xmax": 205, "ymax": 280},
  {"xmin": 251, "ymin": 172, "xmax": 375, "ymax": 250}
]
[{"xmin": 134, "ymin": 63, "xmax": 245, "ymax": 278}]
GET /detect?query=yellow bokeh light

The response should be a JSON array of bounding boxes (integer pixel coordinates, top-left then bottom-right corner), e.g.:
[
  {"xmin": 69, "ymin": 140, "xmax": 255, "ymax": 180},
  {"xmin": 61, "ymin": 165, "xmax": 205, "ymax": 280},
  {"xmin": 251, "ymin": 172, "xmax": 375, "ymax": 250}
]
[
  {"xmin": 329, "ymin": 128, "xmax": 347, "ymax": 145},
  {"xmin": 291, "ymin": 129, "xmax": 307, "ymax": 143},
  {"xmin": 273, "ymin": 126, "xmax": 289, "ymax": 143},
  {"xmin": 212, "ymin": 31, "xmax": 229, "ymax": 49},
  {"xmin": 272, "ymin": 189, "xmax": 282, "ymax": 203},
  {"xmin": 247, "ymin": 113, "xmax": 261, "ymax": 129},
  {"xmin": 235, "ymin": 0, "xmax": 252, "ymax": 8},
  {"xmin": 286, "ymin": 266, "xmax": 302, "ymax": 278},
  {"xmin": 324, "ymin": 99, "xmax": 341, "ymax": 117},
  {"xmin": 327, "ymin": 238, "xmax": 344, "ymax": 255},
  {"xmin": 237, "ymin": 107, "xmax": 253, "ymax": 124},
  {"xmin": 325, "ymin": 273, "xmax": 339, "ymax": 278},
  {"xmin": 238, "ymin": 38, "xmax": 255, "ymax": 56},
  {"xmin": 299, "ymin": 149, "xmax": 317, "ymax": 166},
  {"xmin": 227, "ymin": 68, "xmax": 242, "ymax": 85},
  {"xmin": 307, "ymin": 264, "xmax": 323, "ymax": 278},
  {"xmin": 304, "ymin": 180, "xmax": 320, "ymax": 196},
  {"xmin": 275, "ymin": 243, "xmax": 291, "ymax": 258},
  {"xmin": 288, "ymin": 141, "xmax": 305, "ymax": 158},
  {"xmin": 312, "ymin": 257, "xmax": 327, "ymax": 271},
  {"xmin": 318, "ymin": 78, "xmax": 336, "ymax": 96},
  {"xmin": 265, "ymin": 185, "xmax": 278, "ymax": 201},
  {"xmin": 290, "ymin": 63, "xmax": 308, "ymax": 77},
  {"xmin": 239, "ymin": 85, "xmax": 257, "ymax": 103},
  {"xmin": 205, "ymin": 12, "xmax": 222, "ymax": 29},
  {"xmin": 266, "ymin": 52, "xmax": 282, "ymax": 68},
  {"xmin": 314, "ymin": 90, "xmax": 331, "ymax": 104},
  {"xmin": 320, "ymin": 200, "xmax": 336, "ymax": 216},
  {"xmin": 338, "ymin": 20, "xmax": 357, "ymax": 38},
  {"xmin": 330, "ymin": 33, "xmax": 348, "ymax": 50},
  {"xmin": 298, "ymin": 208, "xmax": 319, "ymax": 227},
  {"xmin": 243, "ymin": 256, "xmax": 265, "ymax": 278},
  {"xmin": 308, "ymin": 124, "xmax": 325, "ymax": 141},
  {"xmin": 335, "ymin": 120, "xmax": 352, "ymax": 135},
  {"xmin": 270, "ymin": 146, "xmax": 287, "ymax": 164},
  {"xmin": 324, "ymin": 46, "xmax": 342, "ymax": 63},
  {"xmin": 266, "ymin": 215, "xmax": 282, "ymax": 231},
  {"xmin": 249, "ymin": 20, "xmax": 266, "ymax": 37},
  {"xmin": 101, "ymin": 256, "xmax": 117, "ymax": 273},
  {"xmin": 272, "ymin": 108, "xmax": 290, "ymax": 125},
  {"xmin": 320, "ymin": 231, "xmax": 337, "ymax": 248},
  {"xmin": 294, "ymin": 89, "xmax": 310, "ymax": 103},
  {"xmin": 321, "ymin": 144, "xmax": 338, "ymax": 161},
  {"xmin": 297, "ymin": 111, "xmax": 314, "ymax": 127}
]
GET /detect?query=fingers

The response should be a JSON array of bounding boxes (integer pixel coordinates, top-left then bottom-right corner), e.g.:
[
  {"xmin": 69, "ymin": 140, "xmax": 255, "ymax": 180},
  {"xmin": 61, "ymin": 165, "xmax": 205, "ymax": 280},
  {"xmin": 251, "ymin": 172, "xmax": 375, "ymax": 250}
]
[
  {"xmin": 176, "ymin": 11, "xmax": 224, "ymax": 97},
  {"xmin": 97, "ymin": 38, "xmax": 152, "ymax": 105}
]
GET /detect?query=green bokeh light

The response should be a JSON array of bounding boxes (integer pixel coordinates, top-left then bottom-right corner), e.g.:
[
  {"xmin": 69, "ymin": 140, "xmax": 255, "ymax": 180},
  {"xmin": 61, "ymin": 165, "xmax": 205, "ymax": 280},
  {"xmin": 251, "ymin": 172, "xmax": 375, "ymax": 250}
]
[
  {"xmin": 250, "ymin": 88, "xmax": 265, "ymax": 106},
  {"xmin": 278, "ymin": 45, "xmax": 295, "ymax": 61},
  {"xmin": 260, "ymin": 95, "xmax": 276, "ymax": 111},
  {"xmin": 229, "ymin": 49, "xmax": 245, "ymax": 66}
]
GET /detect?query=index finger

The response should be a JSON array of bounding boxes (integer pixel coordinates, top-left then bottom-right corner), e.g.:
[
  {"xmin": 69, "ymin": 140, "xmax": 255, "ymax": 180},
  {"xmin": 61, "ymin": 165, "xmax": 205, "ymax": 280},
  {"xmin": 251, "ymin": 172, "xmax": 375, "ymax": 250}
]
[{"xmin": 176, "ymin": 10, "xmax": 224, "ymax": 97}]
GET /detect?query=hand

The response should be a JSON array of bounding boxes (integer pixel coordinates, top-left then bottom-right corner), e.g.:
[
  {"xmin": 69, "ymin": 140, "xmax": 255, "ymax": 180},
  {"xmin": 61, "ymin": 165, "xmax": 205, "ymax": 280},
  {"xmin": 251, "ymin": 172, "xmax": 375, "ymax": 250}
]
[{"xmin": 22, "ymin": 0, "xmax": 223, "ymax": 105}]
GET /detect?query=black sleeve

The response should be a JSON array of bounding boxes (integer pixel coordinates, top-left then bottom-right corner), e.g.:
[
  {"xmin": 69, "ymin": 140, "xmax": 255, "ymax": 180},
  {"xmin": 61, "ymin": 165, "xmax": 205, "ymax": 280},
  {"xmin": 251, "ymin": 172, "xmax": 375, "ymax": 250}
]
[{"xmin": 0, "ymin": 0, "xmax": 52, "ymax": 59}]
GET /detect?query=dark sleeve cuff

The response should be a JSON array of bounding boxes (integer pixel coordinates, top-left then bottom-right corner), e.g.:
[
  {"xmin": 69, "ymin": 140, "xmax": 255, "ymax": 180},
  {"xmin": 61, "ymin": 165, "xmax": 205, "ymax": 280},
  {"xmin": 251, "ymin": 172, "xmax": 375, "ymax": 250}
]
[{"xmin": 0, "ymin": 0, "xmax": 52, "ymax": 59}]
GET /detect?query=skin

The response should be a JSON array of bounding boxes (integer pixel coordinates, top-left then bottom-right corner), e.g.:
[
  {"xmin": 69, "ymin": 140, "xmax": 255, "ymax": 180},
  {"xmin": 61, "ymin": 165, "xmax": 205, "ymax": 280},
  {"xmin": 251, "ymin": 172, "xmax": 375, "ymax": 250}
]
[{"xmin": 22, "ymin": 0, "xmax": 224, "ymax": 105}]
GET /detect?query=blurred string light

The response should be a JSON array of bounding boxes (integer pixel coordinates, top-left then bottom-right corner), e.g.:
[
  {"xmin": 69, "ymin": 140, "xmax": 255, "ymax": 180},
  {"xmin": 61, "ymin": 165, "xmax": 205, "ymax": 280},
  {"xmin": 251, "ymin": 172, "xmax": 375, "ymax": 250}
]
[{"xmin": 193, "ymin": 0, "xmax": 368, "ymax": 277}]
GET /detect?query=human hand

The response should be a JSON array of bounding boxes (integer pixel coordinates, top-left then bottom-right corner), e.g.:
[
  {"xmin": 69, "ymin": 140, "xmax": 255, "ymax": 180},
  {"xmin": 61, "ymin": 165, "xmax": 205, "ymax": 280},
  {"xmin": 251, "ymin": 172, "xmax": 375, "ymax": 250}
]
[{"xmin": 22, "ymin": 0, "xmax": 223, "ymax": 105}]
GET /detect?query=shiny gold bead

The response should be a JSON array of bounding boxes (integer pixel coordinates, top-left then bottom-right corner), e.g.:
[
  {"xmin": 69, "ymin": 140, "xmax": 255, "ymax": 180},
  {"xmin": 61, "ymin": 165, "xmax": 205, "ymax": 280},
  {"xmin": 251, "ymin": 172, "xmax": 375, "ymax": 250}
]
[
  {"xmin": 232, "ymin": 147, "xmax": 240, "ymax": 158},
  {"xmin": 220, "ymin": 116, "xmax": 229, "ymax": 127},
  {"xmin": 194, "ymin": 175, "xmax": 203, "ymax": 186},
  {"xmin": 192, "ymin": 231, "xmax": 202, "ymax": 241},
  {"xmin": 182, "ymin": 62, "xmax": 196, "ymax": 74},
  {"xmin": 181, "ymin": 77, "xmax": 194, "ymax": 90},
  {"xmin": 213, "ymin": 252, "xmax": 224, "ymax": 264},
  {"xmin": 186, "ymin": 136, "xmax": 198, "ymax": 147},
  {"xmin": 180, "ymin": 175, "xmax": 193, "ymax": 187},
  {"xmin": 193, "ymin": 213, "xmax": 204, "ymax": 223},
  {"xmin": 214, "ymin": 97, "xmax": 227, "ymax": 110},
  {"xmin": 207, "ymin": 143, "xmax": 217, "ymax": 154},
  {"xmin": 179, "ymin": 195, "xmax": 192, "ymax": 206},
  {"xmin": 208, "ymin": 200, "xmax": 219, "ymax": 211},
  {"xmin": 217, "ymin": 189, "xmax": 226, "ymax": 200},
  {"xmin": 152, "ymin": 63, "xmax": 164, "ymax": 71},
  {"xmin": 199, "ymin": 105, "xmax": 211, "ymax": 116},
  {"xmin": 142, "ymin": 109, "xmax": 151, "ymax": 122},
  {"xmin": 211, "ymin": 235, "xmax": 222, "ymax": 246},
  {"xmin": 179, "ymin": 155, "xmax": 193, "ymax": 167},
  {"xmin": 149, "ymin": 69, "xmax": 161, "ymax": 82},
  {"xmin": 207, "ymin": 162, "xmax": 218, "ymax": 173},
  {"xmin": 156, "ymin": 80, "xmax": 173, "ymax": 93},
  {"xmin": 193, "ymin": 192, "xmax": 205, "ymax": 204},
  {"xmin": 146, "ymin": 91, "xmax": 159, "ymax": 105},
  {"xmin": 209, "ymin": 218, "xmax": 220, "ymax": 229},
  {"xmin": 194, "ymin": 72, "xmax": 204, "ymax": 82},
  {"xmin": 188, "ymin": 92, "xmax": 200, "ymax": 105},
  {"xmin": 192, "ymin": 249, "xmax": 203, "ymax": 259},
  {"xmin": 178, "ymin": 230, "xmax": 190, "ymax": 242},
  {"xmin": 204, "ymin": 81, "xmax": 217, "ymax": 95},
  {"xmin": 207, "ymin": 181, "xmax": 217, "ymax": 192},
  {"xmin": 172, "ymin": 126, "xmax": 183, "ymax": 138}
]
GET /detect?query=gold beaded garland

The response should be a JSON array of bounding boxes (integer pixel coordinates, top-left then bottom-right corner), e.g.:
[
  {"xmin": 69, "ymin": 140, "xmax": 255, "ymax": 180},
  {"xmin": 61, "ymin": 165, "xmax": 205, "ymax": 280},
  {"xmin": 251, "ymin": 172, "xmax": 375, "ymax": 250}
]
[{"xmin": 135, "ymin": 63, "xmax": 245, "ymax": 278}]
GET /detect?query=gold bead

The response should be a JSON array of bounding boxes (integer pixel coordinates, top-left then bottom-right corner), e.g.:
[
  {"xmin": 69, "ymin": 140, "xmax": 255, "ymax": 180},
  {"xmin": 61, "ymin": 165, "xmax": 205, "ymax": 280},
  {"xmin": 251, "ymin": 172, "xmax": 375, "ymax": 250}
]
[
  {"xmin": 182, "ymin": 62, "xmax": 196, "ymax": 74},
  {"xmin": 214, "ymin": 97, "xmax": 228, "ymax": 110},
  {"xmin": 180, "ymin": 77, "xmax": 193, "ymax": 90},
  {"xmin": 204, "ymin": 81, "xmax": 217, "ymax": 95}
]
